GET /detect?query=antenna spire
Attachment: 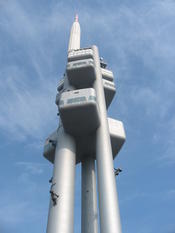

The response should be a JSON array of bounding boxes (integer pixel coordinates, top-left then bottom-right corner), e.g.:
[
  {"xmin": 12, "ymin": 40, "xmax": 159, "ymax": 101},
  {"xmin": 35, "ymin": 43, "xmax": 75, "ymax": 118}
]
[
  {"xmin": 68, "ymin": 14, "xmax": 80, "ymax": 51},
  {"xmin": 75, "ymin": 14, "xmax": 79, "ymax": 22}
]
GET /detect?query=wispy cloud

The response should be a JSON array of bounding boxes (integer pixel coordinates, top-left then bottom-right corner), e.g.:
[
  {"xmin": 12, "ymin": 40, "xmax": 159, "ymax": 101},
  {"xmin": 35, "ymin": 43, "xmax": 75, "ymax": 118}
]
[
  {"xmin": 15, "ymin": 161, "xmax": 46, "ymax": 175},
  {"xmin": 0, "ymin": 69, "xmax": 57, "ymax": 141},
  {"xmin": 0, "ymin": 0, "xmax": 175, "ymax": 146},
  {"xmin": 0, "ymin": 1, "xmax": 175, "ymax": 233},
  {"xmin": 0, "ymin": 1, "xmax": 67, "ymax": 142}
]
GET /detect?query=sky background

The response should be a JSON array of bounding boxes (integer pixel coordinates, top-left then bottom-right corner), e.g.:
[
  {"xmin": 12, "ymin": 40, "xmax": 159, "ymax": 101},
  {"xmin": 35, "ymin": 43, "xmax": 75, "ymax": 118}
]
[{"xmin": 0, "ymin": 0, "xmax": 175, "ymax": 232}]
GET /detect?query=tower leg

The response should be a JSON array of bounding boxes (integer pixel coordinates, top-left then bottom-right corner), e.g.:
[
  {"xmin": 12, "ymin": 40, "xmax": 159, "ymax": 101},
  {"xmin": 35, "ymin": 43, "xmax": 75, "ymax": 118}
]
[
  {"xmin": 81, "ymin": 157, "xmax": 98, "ymax": 233},
  {"xmin": 46, "ymin": 127, "xmax": 76, "ymax": 233},
  {"xmin": 92, "ymin": 45, "xmax": 122, "ymax": 233}
]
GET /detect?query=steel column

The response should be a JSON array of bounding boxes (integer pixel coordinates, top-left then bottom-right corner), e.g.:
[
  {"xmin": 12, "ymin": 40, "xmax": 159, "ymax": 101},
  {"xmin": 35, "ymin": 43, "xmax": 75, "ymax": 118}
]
[
  {"xmin": 81, "ymin": 157, "xmax": 98, "ymax": 233},
  {"xmin": 92, "ymin": 45, "xmax": 122, "ymax": 233},
  {"xmin": 46, "ymin": 127, "xmax": 76, "ymax": 233}
]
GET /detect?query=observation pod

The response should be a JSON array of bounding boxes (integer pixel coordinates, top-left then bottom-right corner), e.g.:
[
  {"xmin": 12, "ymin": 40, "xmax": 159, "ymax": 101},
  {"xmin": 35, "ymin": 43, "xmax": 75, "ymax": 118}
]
[
  {"xmin": 101, "ymin": 68, "xmax": 114, "ymax": 82},
  {"xmin": 103, "ymin": 79, "xmax": 116, "ymax": 108},
  {"xmin": 66, "ymin": 59, "xmax": 96, "ymax": 88},
  {"xmin": 43, "ymin": 118, "xmax": 126, "ymax": 164},
  {"xmin": 68, "ymin": 47, "xmax": 94, "ymax": 62},
  {"xmin": 58, "ymin": 88, "xmax": 100, "ymax": 136},
  {"xmin": 55, "ymin": 75, "xmax": 116, "ymax": 109},
  {"xmin": 67, "ymin": 48, "xmax": 96, "ymax": 88},
  {"xmin": 101, "ymin": 68, "xmax": 116, "ymax": 107}
]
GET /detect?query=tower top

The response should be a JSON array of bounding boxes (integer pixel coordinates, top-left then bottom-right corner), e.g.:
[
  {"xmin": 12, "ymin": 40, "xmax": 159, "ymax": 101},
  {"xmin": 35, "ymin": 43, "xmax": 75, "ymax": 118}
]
[
  {"xmin": 75, "ymin": 14, "xmax": 79, "ymax": 22},
  {"xmin": 68, "ymin": 14, "xmax": 80, "ymax": 52}
]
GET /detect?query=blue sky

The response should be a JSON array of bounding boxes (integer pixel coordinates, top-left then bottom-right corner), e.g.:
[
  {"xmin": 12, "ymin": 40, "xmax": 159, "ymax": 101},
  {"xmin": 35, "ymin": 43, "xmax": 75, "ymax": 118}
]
[{"xmin": 0, "ymin": 0, "xmax": 175, "ymax": 232}]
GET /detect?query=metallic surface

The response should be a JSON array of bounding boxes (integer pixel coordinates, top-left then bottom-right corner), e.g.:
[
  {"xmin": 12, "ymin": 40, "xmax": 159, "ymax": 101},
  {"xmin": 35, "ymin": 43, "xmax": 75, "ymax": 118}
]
[
  {"xmin": 46, "ymin": 128, "xmax": 76, "ymax": 233},
  {"xmin": 46, "ymin": 16, "xmax": 80, "ymax": 233},
  {"xmin": 45, "ymin": 15, "xmax": 125, "ymax": 233},
  {"xmin": 68, "ymin": 15, "xmax": 80, "ymax": 52},
  {"xmin": 81, "ymin": 157, "xmax": 98, "ymax": 233},
  {"xmin": 92, "ymin": 45, "xmax": 122, "ymax": 233},
  {"xmin": 59, "ymin": 88, "xmax": 100, "ymax": 136}
]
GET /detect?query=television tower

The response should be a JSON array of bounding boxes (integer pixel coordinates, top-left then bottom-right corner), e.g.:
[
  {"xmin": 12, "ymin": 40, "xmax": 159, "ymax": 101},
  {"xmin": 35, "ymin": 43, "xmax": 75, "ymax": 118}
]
[{"xmin": 43, "ymin": 15, "xmax": 126, "ymax": 233}]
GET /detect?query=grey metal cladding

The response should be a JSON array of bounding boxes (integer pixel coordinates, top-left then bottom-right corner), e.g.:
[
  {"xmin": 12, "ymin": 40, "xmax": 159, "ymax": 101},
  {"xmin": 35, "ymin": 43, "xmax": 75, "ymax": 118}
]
[
  {"xmin": 66, "ymin": 58, "xmax": 96, "ymax": 88},
  {"xmin": 68, "ymin": 48, "xmax": 94, "ymax": 62},
  {"xmin": 58, "ymin": 88, "xmax": 100, "ymax": 136},
  {"xmin": 101, "ymin": 68, "xmax": 114, "ymax": 82},
  {"xmin": 43, "ymin": 118, "xmax": 126, "ymax": 164},
  {"xmin": 57, "ymin": 78, "xmax": 64, "ymax": 92},
  {"xmin": 103, "ymin": 79, "xmax": 116, "ymax": 108}
]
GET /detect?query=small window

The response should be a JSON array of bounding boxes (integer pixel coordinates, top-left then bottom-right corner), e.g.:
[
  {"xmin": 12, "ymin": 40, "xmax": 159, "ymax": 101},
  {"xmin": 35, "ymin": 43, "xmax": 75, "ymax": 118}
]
[
  {"xmin": 67, "ymin": 96, "xmax": 86, "ymax": 104},
  {"xmin": 89, "ymin": 96, "xmax": 96, "ymax": 101},
  {"xmin": 59, "ymin": 100, "xmax": 64, "ymax": 106}
]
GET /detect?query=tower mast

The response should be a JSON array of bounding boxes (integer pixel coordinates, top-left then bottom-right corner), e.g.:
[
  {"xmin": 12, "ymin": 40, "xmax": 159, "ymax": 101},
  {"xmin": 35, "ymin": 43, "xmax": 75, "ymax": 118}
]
[{"xmin": 44, "ymin": 15, "xmax": 126, "ymax": 233}]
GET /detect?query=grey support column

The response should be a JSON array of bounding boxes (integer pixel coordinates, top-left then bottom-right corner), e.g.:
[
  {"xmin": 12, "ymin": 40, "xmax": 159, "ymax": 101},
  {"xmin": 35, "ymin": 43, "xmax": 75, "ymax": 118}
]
[
  {"xmin": 92, "ymin": 45, "xmax": 122, "ymax": 233},
  {"xmin": 81, "ymin": 157, "xmax": 98, "ymax": 233},
  {"xmin": 46, "ymin": 127, "xmax": 76, "ymax": 233}
]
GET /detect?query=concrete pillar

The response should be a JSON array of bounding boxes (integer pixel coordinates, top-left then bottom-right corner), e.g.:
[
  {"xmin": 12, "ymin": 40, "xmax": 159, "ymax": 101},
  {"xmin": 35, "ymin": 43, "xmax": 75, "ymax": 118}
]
[
  {"xmin": 81, "ymin": 157, "xmax": 98, "ymax": 233},
  {"xmin": 46, "ymin": 127, "xmax": 76, "ymax": 233},
  {"xmin": 92, "ymin": 45, "xmax": 122, "ymax": 233}
]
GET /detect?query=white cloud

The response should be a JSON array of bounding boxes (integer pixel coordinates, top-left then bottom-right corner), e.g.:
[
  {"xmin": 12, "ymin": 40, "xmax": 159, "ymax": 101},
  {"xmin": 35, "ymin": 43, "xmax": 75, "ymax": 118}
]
[
  {"xmin": 0, "ymin": 68, "xmax": 57, "ymax": 141},
  {"xmin": 0, "ymin": 2, "xmax": 63, "ymax": 142}
]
